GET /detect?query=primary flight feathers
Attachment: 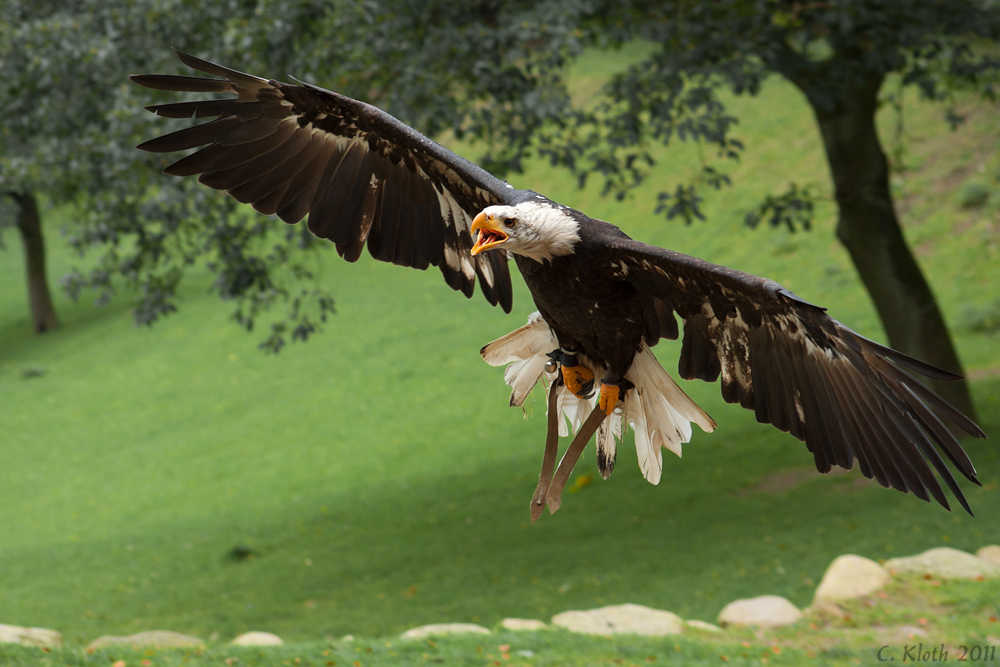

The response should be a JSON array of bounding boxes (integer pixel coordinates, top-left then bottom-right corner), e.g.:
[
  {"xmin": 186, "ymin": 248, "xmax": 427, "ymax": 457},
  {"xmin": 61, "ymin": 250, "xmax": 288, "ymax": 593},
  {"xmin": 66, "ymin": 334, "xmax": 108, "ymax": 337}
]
[
  {"xmin": 132, "ymin": 50, "xmax": 985, "ymax": 517},
  {"xmin": 132, "ymin": 49, "xmax": 514, "ymax": 311}
]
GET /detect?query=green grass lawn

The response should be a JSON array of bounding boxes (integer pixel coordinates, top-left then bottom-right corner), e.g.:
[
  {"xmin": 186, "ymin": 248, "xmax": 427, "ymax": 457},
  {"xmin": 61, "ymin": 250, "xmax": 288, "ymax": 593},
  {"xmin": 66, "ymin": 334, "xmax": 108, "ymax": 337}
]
[
  {"xmin": 1, "ymin": 47, "xmax": 999, "ymax": 658},
  {"xmin": 1, "ymin": 574, "xmax": 998, "ymax": 666},
  {"xmin": 0, "ymin": 628, "xmax": 856, "ymax": 667}
]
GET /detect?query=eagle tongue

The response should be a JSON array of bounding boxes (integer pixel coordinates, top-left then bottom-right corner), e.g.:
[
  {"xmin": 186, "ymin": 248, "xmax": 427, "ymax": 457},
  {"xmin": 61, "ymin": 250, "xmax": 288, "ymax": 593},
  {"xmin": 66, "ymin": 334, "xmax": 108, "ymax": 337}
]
[{"xmin": 472, "ymin": 228, "xmax": 507, "ymax": 255}]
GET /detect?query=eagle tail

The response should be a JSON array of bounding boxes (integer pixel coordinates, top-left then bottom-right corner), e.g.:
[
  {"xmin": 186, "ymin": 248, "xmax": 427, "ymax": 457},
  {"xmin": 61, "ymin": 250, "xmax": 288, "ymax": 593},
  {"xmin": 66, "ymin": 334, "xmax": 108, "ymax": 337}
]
[
  {"xmin": 481, "ymin": 312, "xmax": 554, "ymax": 408},
  {"xmin": 481, "ymin": 313, "xmax": 715, "ymax": 485},
  {"xmin": 596, "ymin": 409, "xmax": 622, "ymax": 479},
  {"xmin": 505, "ymin": 355, "xmax": 549, "ymax": 409},
  {"xmin": 622, "ymin": 342, "xmax": 717, "ymax": 485}
]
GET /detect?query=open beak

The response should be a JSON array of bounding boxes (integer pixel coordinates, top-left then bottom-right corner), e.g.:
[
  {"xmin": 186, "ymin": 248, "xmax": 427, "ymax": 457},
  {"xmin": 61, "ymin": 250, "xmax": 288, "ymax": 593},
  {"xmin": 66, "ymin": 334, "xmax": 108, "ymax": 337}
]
[{"xmin": 470, "ymin": 212, "xmax": 508, "ymax": 256}]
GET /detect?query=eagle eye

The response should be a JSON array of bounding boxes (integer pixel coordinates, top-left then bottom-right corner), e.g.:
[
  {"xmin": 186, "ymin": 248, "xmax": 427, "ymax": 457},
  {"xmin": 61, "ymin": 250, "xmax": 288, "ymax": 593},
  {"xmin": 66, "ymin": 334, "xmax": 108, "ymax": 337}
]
[{"xmin": 503, "ymin": 218, "xmax": 517, "ymax": 229}]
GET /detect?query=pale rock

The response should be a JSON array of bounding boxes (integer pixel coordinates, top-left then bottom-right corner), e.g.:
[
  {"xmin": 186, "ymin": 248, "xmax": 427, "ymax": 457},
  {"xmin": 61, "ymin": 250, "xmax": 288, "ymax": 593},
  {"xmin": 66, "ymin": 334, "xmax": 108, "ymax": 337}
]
[
  {"xmin": 86, "ymin": 630, "xmax": 205, "ymax": 651},
  {"xmin": 814, "ymin": 554, "xmax": 890, "ymax": 602},
  {"xmin": 977, "ymin": 545, "xmax": 1000, "ymax": 566},
  {"xmin": 551, "ymin": 603, "xmax": 683, "ymax": 636},
  {"xmin": 717, "ymin": 595, "xmax": 802, "ymax": 628},
  {"xmin": 231, "ymin": 631, "xmax": 284, "ymax": 646},
  {"xmin": 0, "ymin": 624, "xmax": 63, "ymax": 648},
  {"xmin": 885, "ymin": 547, "xmax": 1000, "ymax": 579},
  {"xmin": 685, "ymin": 619, "xmax": 723, "ymax": 633},
  {"xmin": 400, "ymin": 623, "xmax": 491, "ymax": 639},
  {"xmin": 501, "ymin": 618, "xmax": 547, "ymax": 631}
]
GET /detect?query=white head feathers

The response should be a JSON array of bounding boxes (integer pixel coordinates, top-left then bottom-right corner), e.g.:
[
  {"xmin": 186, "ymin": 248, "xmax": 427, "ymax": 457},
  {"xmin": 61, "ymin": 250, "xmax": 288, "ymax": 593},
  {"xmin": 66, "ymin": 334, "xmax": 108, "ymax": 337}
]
[{"xmin": 479, "ymin": 202, "xmax": 580, "ymax": 263}]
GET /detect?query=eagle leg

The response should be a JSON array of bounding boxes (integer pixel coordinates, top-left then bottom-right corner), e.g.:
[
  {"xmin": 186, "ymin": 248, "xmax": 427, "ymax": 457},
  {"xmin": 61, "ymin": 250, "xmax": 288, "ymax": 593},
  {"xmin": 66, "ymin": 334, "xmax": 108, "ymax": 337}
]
[
  {"xmin": 530, "ymin": 375, "xmax": 563, "ymax": 524},
  {"xmin": 560, "ymin": 347, "xmax": 595, "ymax": 398},
  {"xmin": 545, "ymin": 404, "xmax": 607, "ymax": 515},
  {"xmin": 598, "ymin": 379, "xmax": 632, "ymax": 415},
  {"xmin": 598, "ymin": 383, "xmax": 620, "ymax": 415}
]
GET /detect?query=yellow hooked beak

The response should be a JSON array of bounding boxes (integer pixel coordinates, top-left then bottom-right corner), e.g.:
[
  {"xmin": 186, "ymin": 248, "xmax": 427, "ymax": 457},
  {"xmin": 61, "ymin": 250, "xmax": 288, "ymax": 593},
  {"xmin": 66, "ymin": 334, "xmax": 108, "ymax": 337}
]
[{"xmin": 470, "ymin": 212, "xmax": 508, "ymax": 256}]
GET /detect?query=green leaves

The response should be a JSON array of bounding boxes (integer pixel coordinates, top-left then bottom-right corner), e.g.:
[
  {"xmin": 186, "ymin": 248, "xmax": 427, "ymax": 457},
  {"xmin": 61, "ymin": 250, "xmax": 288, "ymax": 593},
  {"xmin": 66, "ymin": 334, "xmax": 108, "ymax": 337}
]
[
  {"xmin": 0, "ymin": 0, "xmax": 339, "ymax": 350},
  {"xmin": 744, "ymin": 184, "xmax": 817, "ymax": 233}
]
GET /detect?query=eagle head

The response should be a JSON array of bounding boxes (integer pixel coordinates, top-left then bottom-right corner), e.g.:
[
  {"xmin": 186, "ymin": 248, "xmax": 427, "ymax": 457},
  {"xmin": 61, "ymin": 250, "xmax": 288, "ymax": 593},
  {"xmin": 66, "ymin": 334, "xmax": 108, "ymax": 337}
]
[{"xmin": 470, "ymin": 203, "xmax": 580, "ymax": 263}]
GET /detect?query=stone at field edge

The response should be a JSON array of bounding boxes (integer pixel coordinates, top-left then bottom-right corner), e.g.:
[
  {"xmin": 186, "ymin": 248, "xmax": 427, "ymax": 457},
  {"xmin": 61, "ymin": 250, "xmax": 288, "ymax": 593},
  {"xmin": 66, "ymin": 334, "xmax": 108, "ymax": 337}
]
[
  {"xmin": 814, "ymin": 554, "xmax": 889, "ymax": 602},
  {"xmin": 717, "ymin": 596, "xmax": 802, "ymax": 628},
  {"xmin": 86, "ymin": 630, "xmax": 205, "ymax": 651},
  {"xmin": 0, "ymin": 624, "xmax": 63, "ymax": 649},
  {"xmin": 885, "ymin": 547, "xmax": 1000, "ymax": 579},
  {"xmin": 551, "ymin": 604, "xmax": 684, "ymax": 636},
  {"xmin": 400, "ymin": 623, "xmax": 491, "ymax": 639},
  {"xmin": 231, "ymin": 631, "xmax": 284, "ymax": 646},
  {"xmin": 501, "ymin": 618, "xmax": 547, "ymax": 631}
]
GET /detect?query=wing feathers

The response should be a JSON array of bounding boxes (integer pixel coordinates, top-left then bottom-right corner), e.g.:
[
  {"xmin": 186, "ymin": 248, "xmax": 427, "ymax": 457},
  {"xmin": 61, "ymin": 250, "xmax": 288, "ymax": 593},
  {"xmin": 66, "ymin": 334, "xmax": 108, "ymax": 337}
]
[
  {"xmin": 310, "ymin": 142, "xmax": 368, "ymax": 239},
  {"xmin": 133, "ymin": 50, "xmax": 514, "ymax": 312},
  {"xmin": 193, "ymin": 133, "xmax": 286, "ymax": 175},
  {"xmin": 138, "ymin": 117, "xmax": 240, "ymax": 153},
  {"xmin": 679, "ymin": 313, "xmax": 721, "ymax": 382},
  {"xmin": 367, "ymin": 177, "xmax": 402, "ymax": 261},
  {"xmin": 861, "ymin": 335, "xmax": 967, "ymax": 382},
  {"xmin": 146, "ymin": 99, "xmax": 239, "ymax": 119},
  {"xmin": 408, "ymin": 204, "xmax": 432, "ymax": 271},
  {"xmin": 129, "ymin": 74, "xmax": 233, "ymax": 93},
  {"xmin": 825, "ymin": 364, "xmax": 904, "ymax": 490},
  {"xmin": 171, "ymin": 48, "xmax": 268, "ymax": 89},
  {"xmin": 608, "ymin": 237, "xmax": 983, "ymax": 513},
  {"xmin": 275, "ymin": 153, "xmax": 329, "ymax": 224},
  {"xmin": 487, "ymin": 251, "xmax": 511, "ymax": 311},
  {"xmin": 162, "ymin": 144, "xmax": 227, "ymax": 177},
  {"xmin": 336, "ymin": 177, "xmax": 381, "ymax": 263},
  {"xmin": 217, "ymin": 117, "xmax": 286, "ymax": 146},
  {"xmin": 269, "ymin": 137, "xmax": 328, "ymax": 212}
]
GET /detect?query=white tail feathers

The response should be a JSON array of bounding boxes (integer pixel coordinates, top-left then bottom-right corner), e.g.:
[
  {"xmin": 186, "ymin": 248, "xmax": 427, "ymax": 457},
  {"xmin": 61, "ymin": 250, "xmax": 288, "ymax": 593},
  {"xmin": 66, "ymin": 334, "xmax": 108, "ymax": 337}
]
[
  {"xmin": 621, "ymin": 342, "xmax": 717, "ymax": 483},
  {"xmin": 480, "ymin": 312, "xmax": 716, "ymax": 485},
  {"xmin": 480, "ymin": 312, "xmax": 551, "ymax": 367},
  {"xmin": 481, "ymin": 312, "xmax": 554, "ymax": 408},
  {"xmin": 595, "ymin": 407, "xmax": 622, "ymax": 479},
  {"xmin": 504, "ymin": 355, "xmax": 549, "ymax": 408}
]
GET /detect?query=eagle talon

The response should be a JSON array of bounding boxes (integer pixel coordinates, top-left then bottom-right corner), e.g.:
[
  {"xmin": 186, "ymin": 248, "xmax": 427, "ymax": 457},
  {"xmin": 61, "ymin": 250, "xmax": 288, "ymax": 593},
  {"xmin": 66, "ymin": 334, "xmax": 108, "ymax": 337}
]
[
  {"xmin": 561, "ymin": 364, "xmax": 595, "ymax": 399},
  {"xmin": 599, "ymin": 383, "xmax": 622, "ymax": 415}
]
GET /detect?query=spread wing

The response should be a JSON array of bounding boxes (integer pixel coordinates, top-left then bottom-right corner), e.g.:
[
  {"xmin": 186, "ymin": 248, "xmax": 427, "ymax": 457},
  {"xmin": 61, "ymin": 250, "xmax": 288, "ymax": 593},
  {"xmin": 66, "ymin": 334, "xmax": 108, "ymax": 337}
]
[
  {"xmin": 130, "ymin": 49, "xmax": 514, "ymax": 312},
  {"xmin": 606, "ymin": 236, "xmax": 984, "ymax": 513}
]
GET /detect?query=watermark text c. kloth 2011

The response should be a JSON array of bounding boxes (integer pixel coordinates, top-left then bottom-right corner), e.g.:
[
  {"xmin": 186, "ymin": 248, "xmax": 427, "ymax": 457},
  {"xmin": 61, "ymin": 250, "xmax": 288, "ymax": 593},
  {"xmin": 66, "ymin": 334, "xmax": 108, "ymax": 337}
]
[{"xmin": 877, "ymin": 643, "xmax": 997, "ymax": 662}]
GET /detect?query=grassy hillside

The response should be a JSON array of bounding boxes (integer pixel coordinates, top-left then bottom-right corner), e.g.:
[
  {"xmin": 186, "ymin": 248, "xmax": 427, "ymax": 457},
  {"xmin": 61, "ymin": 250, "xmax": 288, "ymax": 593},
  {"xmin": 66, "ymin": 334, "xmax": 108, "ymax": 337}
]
[{"xmin": 1, "ymin": 48, "xmax": 998, "ymax": 650}]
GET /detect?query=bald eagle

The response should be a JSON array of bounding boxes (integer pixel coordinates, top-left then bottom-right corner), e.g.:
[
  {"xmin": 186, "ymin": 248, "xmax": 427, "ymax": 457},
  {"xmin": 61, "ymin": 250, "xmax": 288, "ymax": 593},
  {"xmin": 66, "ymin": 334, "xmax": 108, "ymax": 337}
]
[{"xmin": 131, "ymin": 50, "xmax": 984, "ymax": 521}]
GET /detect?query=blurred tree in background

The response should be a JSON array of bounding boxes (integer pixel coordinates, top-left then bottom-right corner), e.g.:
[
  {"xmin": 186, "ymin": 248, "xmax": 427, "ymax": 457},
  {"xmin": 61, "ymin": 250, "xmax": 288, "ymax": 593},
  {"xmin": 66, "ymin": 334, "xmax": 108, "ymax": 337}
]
[
  {"xmin": 0, "ymin": 0, "xmax": 338, "ymax": 350},
  {"xmin": 2, "ymin": 0, "xmax": 997, "ymax": 414},
  {"xmin": 0, "ymin": 191, "xmax": 58, "ymax": 332}
]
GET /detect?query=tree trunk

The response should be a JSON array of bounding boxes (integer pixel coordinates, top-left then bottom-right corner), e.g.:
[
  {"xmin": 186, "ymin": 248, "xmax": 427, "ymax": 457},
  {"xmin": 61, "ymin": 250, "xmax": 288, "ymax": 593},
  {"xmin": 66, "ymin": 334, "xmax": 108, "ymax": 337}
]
[
  {"xmin": 805, "ymin": 71, "xmax": 977, "ymax": 421},
  {"xmin": 12, "ymin": 191, "xmax": 59, "ymax": 333}
]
